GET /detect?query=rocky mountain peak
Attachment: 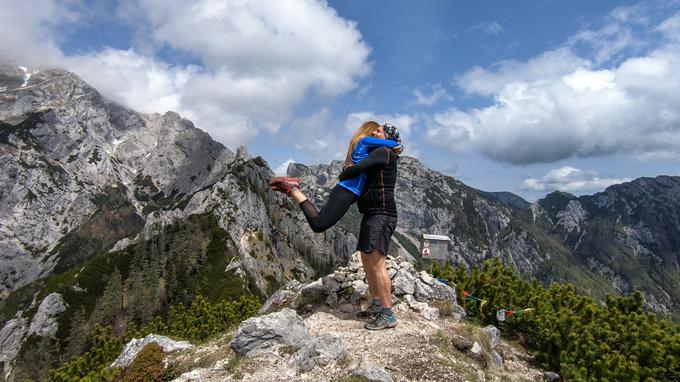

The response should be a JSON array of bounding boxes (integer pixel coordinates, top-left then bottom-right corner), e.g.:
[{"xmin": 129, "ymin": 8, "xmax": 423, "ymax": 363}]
[{"xmin": 0, "ymin": 66, "xmax": 241, "ymax": 294}]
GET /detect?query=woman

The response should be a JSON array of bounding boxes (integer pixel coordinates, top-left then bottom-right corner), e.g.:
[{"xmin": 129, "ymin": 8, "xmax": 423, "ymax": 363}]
[
  {"xmin": 338, "ymin": 129, "xmax": 401, "ymax": 330},
  {"xmin": 268, "ymin": 121, "xmax": 401, "ymax": 233}
]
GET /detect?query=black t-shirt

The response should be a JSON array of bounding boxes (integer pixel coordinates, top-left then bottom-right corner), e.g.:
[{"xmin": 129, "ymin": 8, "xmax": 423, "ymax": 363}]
[{"xmin": 338, "ymin": 147, "xmax": 398, "ymax": 217}]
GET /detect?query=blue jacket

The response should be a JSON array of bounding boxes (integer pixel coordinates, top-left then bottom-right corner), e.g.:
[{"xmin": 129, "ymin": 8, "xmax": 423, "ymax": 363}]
[{"xmin": 337, "ymin": 137, "xmax": 398, "ymax": 196}]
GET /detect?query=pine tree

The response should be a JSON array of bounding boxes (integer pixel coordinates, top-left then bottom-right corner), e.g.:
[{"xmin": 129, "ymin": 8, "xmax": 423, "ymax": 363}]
[
  {"xmin": 92, "ymin": 268, "xmax": 123, "ymax": 328},
  {"xmin": 64, "ymin": 307, "xmax": 90, "ymax": 360}
]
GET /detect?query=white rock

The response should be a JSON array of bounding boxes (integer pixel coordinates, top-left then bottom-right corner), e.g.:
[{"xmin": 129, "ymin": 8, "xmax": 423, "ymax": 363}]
[
  {"xmin": 332, "ymin": 272, "xmax": 346, "ymax": 283},
  {"xmin": 418, "ymin": 271, "xmax": 436, "ymax": 285},
  {"xmin": 421, "ymin": 306, "xmax": 440, "ymax": 321},
  {"xmin": 471, "ymin": 341, "xmax": 483, "ymax": 355},
  {"xmin": 349, "ymin": 282, "xmax": 369, "ymax": 304},
  {"xmin": 293, "ymin": 333, "xmax": 347, "ymax": 372},
  {"xmin": 491, "ymin": 349, "xmax": 503, "ymax": 368},
  {"xmin": 392, "ymin": 269, "xmax": 416, "ymax": 295},
  {"xmin": 230, "ymin": 309, "xmax": 310, "ymax": 356},
  {"xmin": 258, "ymin": 280, "xmax": 302, "ymax": 315},
  {"xmin": 322, "ymin": 276, "xmax": 341, "ymax": 294},
  {"xmin": 0, "ymin": 315, "xmax": 27, "ymax": 380},
  {"xmin": 111, "ymin": 334, "xmax": 192, "ymax": 369},
  {"xmin": 482, "ymin": 325, "xmax": 501, "ymax": 349},
  {"xmin": 413, "ymin": 279, "xmax": 434, "ymax": 302},
  {"xmin": 350, "ymin": 359, "xmax": 393, "ymax": 382},
  {"xmin": 28, "ymin": 293, "xmax": 67, "ymax": 337}
]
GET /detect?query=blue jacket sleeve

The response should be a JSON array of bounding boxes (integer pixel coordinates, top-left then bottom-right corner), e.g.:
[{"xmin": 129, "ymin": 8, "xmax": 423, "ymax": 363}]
[
  {"xmin": 360, "ymin": 137, "xmax": 399, "ymax": 150},
  {"xmin": 339, "ymin": 147, "xmax": 391, "ymax": 181}
]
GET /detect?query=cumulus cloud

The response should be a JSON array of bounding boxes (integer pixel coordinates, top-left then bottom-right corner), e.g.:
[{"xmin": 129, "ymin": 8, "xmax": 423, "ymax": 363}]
[
  {"xmin": 412, "ymin": 83, "xmax": 452, "ymax": 106},
  {"xmin": 522, "ymin": 166, "xmax": 631, "ymax": 193},
  {"xmin": 0, "ymin": 0, "xmax": 371, "ymax": 146},
  {"xmin": 273, "ymin": 158, "xmax": 295, "ymax": 176},
  {"xmin": 345, "ymin": 112, "xmax": 416, "ymax": 141},
  {"xmin": 0, "ymin": 0, "xmax": 81, "ymax": 65},
  {"xmin": 289, "ymin": 108, "xmax": 346, "ymax": 161},
  {"xmin": 430, "ymin": 5, "xmax": 680, "ymax": 165}
]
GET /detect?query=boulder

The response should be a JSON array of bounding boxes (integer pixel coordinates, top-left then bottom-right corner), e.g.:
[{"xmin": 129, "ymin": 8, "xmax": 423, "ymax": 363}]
[
  {"xmin": 418, "ymin": 271, "xmax": 436, "ymax": 286},
  {"xmin": 421, "ymin": 306, "xmax": 440, "ymax": 321},
  {"xmin": 28, "ymin": 293, "xmax": 67, "ymax": 337},
  {"xmin": 392, "ymin": 269, "xmax": 416, "ymax": 295},
  {"xmin": 470, "ymin": 341, "xmax": 483, "ymax": 355},
  {"xmin": 544, "ymin": 371, "xmax": 560, "ymax": 381},
  {"xmin": 468, "ymin": 342, "xmax": 487, "ymax": 368},
  {"xmin": 293, "ymin": 333, "xmax": 347, "ymax": 372},
  {"xmin": 332, "ymin": 272, "xmax": 346, "ymax": 283},
  {"xmin": 413, "ymin": 279, "xmax": 434, "ymax": 302},
  {"xmin": 482, "ymin": 325, "xmax": 501, "ymax": 349},
  {"xmin": 110, "ymin": 334, "xmax": 192, "ymax": 369},
  {"xmin": 490, "ymin": 349, "xmax": 503, "ymax": 369},
  {"xmin": 350, "ymin": 359, "xmax": 393, "ymax": 382},
  {"xmin": 349, "ymin": 281, "xmax": 370, "ymax": 304},
  {"xmin": 230, "ymin": 308, "xmax": 310, "ymax": 356},
  {"xmin": 296, "ymin": 279, "xmax": 325, "ymax": 308},
  {"xmin": 322, "ymin": 275, "xmax": 341, "ymax": 294},
  {"xmin": 258, "ymin": 280, "xmax": 302, "ymax": 315},
  {"xmin": 400, "ymin": 261, "xmax": 415, "ymax": 272},
  {"xmin": 429, "ymin": 280, "xmax": 458, "ymax": 302}
]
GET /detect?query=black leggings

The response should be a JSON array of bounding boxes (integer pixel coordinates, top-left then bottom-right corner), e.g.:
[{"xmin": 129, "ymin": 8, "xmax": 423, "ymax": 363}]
[{"xmin": 299, "ymin": 185, "xmax": 357, "ymax": 233}]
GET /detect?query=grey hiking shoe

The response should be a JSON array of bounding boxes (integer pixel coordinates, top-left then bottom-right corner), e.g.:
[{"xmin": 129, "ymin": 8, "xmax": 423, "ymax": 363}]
[
  {"xmin": 356, "ymin": 304, "xmax": 382, "ymax": 319},
  {"xmin": 364, "ymin": 313, "xmax": 398, "ymax": 330}
]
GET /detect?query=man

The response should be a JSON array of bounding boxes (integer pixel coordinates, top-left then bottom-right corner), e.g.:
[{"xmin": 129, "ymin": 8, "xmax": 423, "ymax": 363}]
[{"xmin": 338, "ymin": 124, "xmax": 400, "ymax": 330}]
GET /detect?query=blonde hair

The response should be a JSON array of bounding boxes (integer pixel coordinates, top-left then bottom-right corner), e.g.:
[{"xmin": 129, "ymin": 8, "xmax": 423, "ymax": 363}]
[{"xmin": 344, "ymin": 121, "xmax": 380, "ymax": 166}]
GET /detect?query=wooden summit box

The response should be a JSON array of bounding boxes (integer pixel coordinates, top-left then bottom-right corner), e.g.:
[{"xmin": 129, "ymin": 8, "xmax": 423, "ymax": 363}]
[{"xmin": 419, "ymin": 234, "xmax": 450, "ymax": 261}]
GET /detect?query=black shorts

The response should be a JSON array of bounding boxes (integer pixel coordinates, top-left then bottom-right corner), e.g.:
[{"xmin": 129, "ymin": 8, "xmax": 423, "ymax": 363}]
[{"xmin": 357, "ymin": 214, "xmax": 397, "ymax": 256}]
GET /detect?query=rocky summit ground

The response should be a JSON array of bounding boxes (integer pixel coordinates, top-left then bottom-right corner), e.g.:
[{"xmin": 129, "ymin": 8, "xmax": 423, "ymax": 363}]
[
  {"xmin": 151, "ymin": 254, "xmax": 551, "ymax": 382},
  {"xmin": 165, "ymin": 307, "xmax": 545, "ymax": 382}
]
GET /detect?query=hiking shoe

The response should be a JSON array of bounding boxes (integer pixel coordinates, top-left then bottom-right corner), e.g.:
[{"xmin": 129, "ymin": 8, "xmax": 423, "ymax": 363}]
[
  {"xmin": 268, "ymin": 177, "xmax": 301, "ymax": 195},
  {"xmin": 356, "ymin": 304, "xmax": 382, "ymax": 319},
  {"xmin": 364, "ymin": 313, "xmax": 398, "ymax": 330}
]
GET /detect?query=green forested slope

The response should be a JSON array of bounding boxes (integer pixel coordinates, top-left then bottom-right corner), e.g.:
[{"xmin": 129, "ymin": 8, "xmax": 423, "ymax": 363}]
[{"xmin": 432, "ymin": 260, "xmax": 680, "ymax": 381}]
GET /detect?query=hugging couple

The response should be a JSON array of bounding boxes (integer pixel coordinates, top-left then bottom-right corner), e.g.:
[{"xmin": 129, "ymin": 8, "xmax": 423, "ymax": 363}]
[{"xmin": 269, "ymin": 121, "xmax": 402, "ymax": 330}]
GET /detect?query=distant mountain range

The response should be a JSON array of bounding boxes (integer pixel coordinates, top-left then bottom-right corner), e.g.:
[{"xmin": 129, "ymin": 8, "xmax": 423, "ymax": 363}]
[
  {"xmin": 291, "ymin": 157, "xmax": 680, "ymax": 316},
  {"xmin": 0, "ymin": 65, "xmax": 678, "ymax": 378}
]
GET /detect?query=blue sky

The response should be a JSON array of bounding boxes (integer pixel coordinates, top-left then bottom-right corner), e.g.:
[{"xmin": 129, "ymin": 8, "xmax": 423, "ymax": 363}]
[{"xmin": 2, "ymin": 0, "xmax": 680, "ymax": 201}]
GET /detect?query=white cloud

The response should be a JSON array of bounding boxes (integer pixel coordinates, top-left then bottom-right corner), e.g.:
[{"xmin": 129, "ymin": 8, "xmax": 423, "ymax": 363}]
[
  {"xmin": 656, "ymin": 13, "xmax": 680, "ymax": 42},
  {"xmin": 412, "ymin": 83, "xmax": 452, "ymax": 106},
  {"xmin": 521, "ymin": 166, "xmax": 631, "ymax": 193},
  {"xmin": 568, "ymin": 1, "xmax": 654, "ymax": 64},
  {"xmin": 0, "ymin": 0, "xmax": 371, "ymax": 147},
  {"xmin": 453, "ymin": 21, "xmax": 504, "ymax": 38},
  {"xmin": 345, "ymin": 112, "xmax": 416, "ymax": 141},
  {"xmin": 477, "ymin": 21, "xmax": 503, "ymax": 36},
  {"xmin": 274, "ymin": 159, "xmax": 295, "ymax": 176},
  {"xmin": 431, "ymin": 7, "xmax": 680, "ymax": 165},
  {"xmin": 0, "ymin": 0, "xmax": 82, "ymax": 65},
  {"xmin": 454, "ymin": 47, "xmax": 590, "ymax": 96},
  {"xmin": 286, "ymin": 108, "xmax": 347, "ymax": 162}
]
